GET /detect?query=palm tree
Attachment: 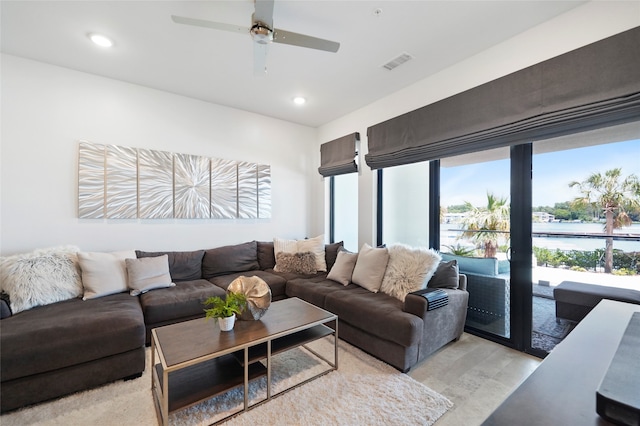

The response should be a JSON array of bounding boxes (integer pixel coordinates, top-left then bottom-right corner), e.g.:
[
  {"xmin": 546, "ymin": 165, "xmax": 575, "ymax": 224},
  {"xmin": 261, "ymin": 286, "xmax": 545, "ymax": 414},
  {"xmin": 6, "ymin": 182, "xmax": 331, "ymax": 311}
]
[
  {"xmin": 461, "ymin": 193, "xmax": 510, "ymax": 258},
  {"xmin": 569, "ymin": 168, "xmax": 640, "ymax": 273}
]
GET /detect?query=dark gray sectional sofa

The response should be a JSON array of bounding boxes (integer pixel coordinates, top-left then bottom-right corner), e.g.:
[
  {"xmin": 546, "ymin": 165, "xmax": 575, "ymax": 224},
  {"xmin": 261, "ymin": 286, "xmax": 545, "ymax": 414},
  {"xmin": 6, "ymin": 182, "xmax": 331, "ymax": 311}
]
[{"xmin": 0, "ymin": 240, "xmax": 468, "ymax": 412}]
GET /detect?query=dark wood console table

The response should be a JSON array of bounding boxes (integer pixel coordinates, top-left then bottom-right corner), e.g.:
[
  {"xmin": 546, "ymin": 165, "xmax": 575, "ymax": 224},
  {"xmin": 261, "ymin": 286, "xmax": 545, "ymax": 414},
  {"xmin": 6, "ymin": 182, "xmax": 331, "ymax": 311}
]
[{"xmin": 483, "ymin": 299, "xmax": 640, "ymax": 426}]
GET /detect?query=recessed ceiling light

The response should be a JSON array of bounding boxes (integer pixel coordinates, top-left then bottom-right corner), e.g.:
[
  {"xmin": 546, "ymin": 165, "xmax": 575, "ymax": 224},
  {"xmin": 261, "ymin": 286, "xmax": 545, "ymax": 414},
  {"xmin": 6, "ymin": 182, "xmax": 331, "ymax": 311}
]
[
  {"xmin": 88, "ymin": 33, "xmax": 113, "ymax": 48},
  {"xmin": 293, "ymin": 96, "xmax": 306, "ymax": 105}
]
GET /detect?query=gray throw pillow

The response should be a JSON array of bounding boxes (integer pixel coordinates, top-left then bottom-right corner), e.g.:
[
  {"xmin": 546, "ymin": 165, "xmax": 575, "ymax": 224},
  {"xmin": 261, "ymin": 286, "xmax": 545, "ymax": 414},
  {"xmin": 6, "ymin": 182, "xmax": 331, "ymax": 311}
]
[
  {"xmin": 327, "ymin": 250, "xmax": 358, "ymax": 286},
  {"xmin": 427, "ymin": 260, "xmax": 459, "ymax": 289},
  {"xmin": 125, "ymin": 255, "xmax": 175, "ymax": 296}
]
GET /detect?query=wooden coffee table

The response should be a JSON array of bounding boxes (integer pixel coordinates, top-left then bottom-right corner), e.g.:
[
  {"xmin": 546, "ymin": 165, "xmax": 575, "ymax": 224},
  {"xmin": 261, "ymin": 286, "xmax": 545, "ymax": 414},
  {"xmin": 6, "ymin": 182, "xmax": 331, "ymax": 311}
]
[{"xmin": 151, "ymin": 297, "xmax": 338, "ymax": 425}]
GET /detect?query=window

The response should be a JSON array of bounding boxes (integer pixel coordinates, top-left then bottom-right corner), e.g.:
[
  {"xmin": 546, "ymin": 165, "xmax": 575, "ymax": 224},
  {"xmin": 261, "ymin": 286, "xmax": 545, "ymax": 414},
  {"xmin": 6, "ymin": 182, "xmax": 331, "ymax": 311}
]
[
  {"xmin": 329, "ymin": 173, "xmax": 358, "ymax": 251},
  {"xmin": 380, "ymin": 162, "xmax": 429, "ymax": 247}
]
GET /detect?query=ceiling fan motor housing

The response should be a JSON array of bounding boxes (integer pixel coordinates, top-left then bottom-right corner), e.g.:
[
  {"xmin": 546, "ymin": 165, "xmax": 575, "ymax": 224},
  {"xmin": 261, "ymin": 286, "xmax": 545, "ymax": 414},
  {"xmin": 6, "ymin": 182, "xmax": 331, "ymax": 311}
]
[{"xmin": 250, "ymin": 23, "xmax": 273, "ymax": 44}]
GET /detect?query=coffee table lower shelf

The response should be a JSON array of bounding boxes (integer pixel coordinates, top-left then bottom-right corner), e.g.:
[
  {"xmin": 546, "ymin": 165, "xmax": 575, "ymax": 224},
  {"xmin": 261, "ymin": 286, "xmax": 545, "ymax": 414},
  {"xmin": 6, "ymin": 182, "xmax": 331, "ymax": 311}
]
[{"xmin": 152, "ymin": 355, "xmax": 267, "ymax": 414}]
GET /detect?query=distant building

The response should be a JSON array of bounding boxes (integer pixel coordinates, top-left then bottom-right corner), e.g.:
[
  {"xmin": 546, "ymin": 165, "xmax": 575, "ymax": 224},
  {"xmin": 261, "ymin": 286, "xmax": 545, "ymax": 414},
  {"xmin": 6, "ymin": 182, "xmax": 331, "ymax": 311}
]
[{"xmin": 533, "ymin": 212, "xmax": 555, "ymax": 222}]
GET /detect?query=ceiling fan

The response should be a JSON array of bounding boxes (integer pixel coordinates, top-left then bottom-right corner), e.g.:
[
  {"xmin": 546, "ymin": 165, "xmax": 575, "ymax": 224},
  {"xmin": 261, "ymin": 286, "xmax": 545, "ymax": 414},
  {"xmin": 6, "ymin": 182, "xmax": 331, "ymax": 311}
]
[{"xmin": 171, "ymin": 0, "xmax": 340, "ymax": 75}]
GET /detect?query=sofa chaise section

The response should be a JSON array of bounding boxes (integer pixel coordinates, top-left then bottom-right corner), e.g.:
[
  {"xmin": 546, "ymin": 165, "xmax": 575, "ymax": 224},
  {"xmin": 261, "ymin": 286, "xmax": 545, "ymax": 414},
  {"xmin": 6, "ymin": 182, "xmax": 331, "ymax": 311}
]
[{"xmin": 0, "ymin": 293, "xmax": 145, "ymax": 412}]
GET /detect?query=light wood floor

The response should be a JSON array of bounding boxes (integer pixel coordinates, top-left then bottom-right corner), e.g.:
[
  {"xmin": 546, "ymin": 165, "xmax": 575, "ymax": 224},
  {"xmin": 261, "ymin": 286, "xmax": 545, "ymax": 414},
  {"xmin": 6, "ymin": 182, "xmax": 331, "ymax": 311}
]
[{"xmin": 409, "ymin": 333, "xmax": 541, "ymax": 425}]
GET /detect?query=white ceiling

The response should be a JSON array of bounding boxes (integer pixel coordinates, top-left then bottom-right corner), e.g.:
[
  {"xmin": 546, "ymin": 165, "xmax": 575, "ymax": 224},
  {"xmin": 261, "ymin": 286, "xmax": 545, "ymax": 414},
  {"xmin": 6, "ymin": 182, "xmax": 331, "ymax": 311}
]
[{"xmin": 1, "ymin": 1, "xmax": 586, "ymax": 128}]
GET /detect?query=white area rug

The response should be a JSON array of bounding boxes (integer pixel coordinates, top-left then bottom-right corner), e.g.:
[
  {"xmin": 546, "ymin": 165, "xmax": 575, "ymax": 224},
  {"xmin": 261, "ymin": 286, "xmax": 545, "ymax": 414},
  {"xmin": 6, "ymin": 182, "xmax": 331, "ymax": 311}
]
[{"xmin": 1, "ymin": 338, "xmax": 452, "ymax": 426}]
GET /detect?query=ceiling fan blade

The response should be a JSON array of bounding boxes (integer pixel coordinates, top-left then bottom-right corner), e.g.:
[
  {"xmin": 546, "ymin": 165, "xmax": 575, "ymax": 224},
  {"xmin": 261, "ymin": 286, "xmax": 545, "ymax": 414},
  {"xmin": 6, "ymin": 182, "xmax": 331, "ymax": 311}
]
[
  {"xmin": 273, "ymin": 28, "xmax": 340, "ymax": 53},
  {"xmin": 253, "ymin": 0, "xmax": 274, "ymax": 28},
  {"xmin": 253, "ymin": 42, "xmax": 268, "ymax": 77},
  {"xmin": 171, "ymin": 15, "xmax": 248, "ymax": 35}
]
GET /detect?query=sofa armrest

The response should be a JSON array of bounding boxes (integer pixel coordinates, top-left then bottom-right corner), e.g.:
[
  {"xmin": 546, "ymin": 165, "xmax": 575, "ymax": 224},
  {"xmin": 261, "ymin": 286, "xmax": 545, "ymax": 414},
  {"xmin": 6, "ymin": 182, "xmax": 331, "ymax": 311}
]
[
  {"xmin": 458, "ymin": 274, "xmax": 467, "ymax": 291},
  {"xmin": 403, "ymin": 288, "xmax": 468, "ymax": 318}
]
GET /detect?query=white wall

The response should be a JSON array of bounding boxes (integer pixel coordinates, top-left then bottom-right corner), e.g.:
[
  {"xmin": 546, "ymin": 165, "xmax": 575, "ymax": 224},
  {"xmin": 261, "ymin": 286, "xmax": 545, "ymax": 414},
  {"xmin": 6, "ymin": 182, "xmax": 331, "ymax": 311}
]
[
  {"xmin": 0, "ymin": 55, "xmax": 318, "ymax": 255},
  {"xmin": 315, "ymin": 1, "xmax": 640, "ymax": 249}
]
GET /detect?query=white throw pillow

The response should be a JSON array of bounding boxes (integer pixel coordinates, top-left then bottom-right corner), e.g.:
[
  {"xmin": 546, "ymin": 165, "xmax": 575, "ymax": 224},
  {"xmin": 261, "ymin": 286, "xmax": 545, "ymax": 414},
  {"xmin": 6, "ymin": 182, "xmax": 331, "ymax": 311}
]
[
  {"xmin": 297, "ymin": 235, "xmax": 327, "ymax": 272},
  {"xmin": 0, "ymin": 246, "xmax": 82, "ymax": 313},
  {"xmin": 273, "ymin": 235, "xmax": 327, "ymax": 272},
  {"xmin": 380, "ymin": 244, "xmax": 442, "ymax": 301},
  {"xmin": 125, "ymin": 255, "xmax": 175, "ymax": 296},
  {"xmin": 78, "ymin": 250, "xmax": 136, "ymax": 300},
  {"xmin": 351, "ymin": 244, "xmax": 389, "ymax": 293},
  {"xmin": 327, "ymin": 250, "xmax": 358, "ymax": 286}
]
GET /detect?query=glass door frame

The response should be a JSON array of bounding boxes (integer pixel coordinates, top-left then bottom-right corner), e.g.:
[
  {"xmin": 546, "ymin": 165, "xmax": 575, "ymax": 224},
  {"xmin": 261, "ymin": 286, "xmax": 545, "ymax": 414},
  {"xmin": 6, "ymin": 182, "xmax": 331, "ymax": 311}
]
[{"xmin": 430, "ymin": 144, "xmax": 544, "ymax": 356}]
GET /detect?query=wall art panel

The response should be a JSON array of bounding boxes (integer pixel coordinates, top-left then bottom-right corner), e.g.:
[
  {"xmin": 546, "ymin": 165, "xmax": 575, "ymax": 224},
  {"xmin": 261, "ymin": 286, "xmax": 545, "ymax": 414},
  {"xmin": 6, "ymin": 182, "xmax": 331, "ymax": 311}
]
[
  {"xmin": 105, "ymin": 145, "xmax": 138, "ymax": 219},
  {"xmin": 78, "ymin": 141, "xmax": 105, "ymax": 219},
  {"xmin": 211, "ymin": 158, "xmax": 238, "ymax": 219},
  {"xmin": 138, "ymin": 149, "xmax": 174, "ymax": 219},
  {"xmin": 238, "ymin": 161, "xmax": 258, "ymax": 219},
  {"xmin": 174, "ymin": 153, "xmax": 210, "ymax": 219},
  {"xmin": 258, "ymin": 164, "xmax": 271, "ymax": 219},
  {"xmin": 77, "ymin": 141, "xmax": 270, "ymax": 220}
]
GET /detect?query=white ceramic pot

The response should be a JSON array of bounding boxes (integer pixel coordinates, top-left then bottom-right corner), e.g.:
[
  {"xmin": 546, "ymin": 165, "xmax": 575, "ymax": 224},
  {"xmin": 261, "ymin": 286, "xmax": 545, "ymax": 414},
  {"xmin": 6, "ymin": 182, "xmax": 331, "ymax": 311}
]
[{"xmin": 218, "ymin": 314, "xmax": 236, "ymax": 331}]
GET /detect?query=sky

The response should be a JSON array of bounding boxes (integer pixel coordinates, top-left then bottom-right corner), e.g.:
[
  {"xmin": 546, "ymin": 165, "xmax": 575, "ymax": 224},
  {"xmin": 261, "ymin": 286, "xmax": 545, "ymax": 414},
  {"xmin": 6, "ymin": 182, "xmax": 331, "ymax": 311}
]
[{"xmin": 441, "ymin": 139, "xmax": 640, "ymax": 208}]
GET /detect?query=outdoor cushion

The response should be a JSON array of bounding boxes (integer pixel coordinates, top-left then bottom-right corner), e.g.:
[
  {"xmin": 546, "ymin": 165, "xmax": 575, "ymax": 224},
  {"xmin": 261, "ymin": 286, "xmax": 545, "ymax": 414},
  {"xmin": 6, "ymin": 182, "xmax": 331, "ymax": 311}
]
[
  {"xmin": 441, "ymin": 253, "xmax": 499, "ymax": 276},
  {"xmin": 138, "ymin": 279, "xmax": 225, "ymax": 325},
  {"xmin": 0, "ymin": 293, "xmax": 144, "ymax": 382},
  {"xmin": 136, "ymin": 250, "xmax": 204, "ymax": 281}
]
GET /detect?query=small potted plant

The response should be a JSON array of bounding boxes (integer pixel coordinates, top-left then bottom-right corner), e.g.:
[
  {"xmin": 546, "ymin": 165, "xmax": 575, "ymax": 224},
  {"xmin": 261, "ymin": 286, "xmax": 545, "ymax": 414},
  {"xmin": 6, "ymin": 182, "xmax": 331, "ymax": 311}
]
[{"xmin": 204, "ymin": 292, "xmax": 247, "ymax": 331}]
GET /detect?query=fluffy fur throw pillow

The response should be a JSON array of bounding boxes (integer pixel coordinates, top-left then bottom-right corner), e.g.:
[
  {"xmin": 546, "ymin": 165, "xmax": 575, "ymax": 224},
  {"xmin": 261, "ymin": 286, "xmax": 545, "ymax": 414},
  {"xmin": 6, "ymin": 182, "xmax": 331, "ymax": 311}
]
[
  {"xmin": 380, "ymin": 244, "xmax": 442, "ymax": 301},
  {"xmin": 275, "ymin": 251, "xmax": 318, "ymax": 275},
  {"xmin": 0, "ymin": 246, "xmax": 83, "ymax": 313}
]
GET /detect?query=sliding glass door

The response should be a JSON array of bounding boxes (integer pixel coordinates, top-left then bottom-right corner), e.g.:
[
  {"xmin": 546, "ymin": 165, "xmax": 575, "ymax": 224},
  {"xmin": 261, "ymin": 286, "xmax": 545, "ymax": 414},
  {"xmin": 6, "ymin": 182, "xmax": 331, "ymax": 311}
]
[{"xmin": 440, "ymin": 147, "xmax": 512, "ymax": 340}]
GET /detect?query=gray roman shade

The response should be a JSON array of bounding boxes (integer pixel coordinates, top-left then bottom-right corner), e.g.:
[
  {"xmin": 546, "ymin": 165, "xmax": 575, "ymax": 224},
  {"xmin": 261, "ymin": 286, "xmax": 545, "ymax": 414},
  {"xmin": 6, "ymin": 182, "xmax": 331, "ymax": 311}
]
[
  {"xmin": 318, "ymin": 132, "xmax": 360, "ymax": 177},
  {"xmin": 366, "ymin": 26, "xmax": 640, "ymax": 169}
]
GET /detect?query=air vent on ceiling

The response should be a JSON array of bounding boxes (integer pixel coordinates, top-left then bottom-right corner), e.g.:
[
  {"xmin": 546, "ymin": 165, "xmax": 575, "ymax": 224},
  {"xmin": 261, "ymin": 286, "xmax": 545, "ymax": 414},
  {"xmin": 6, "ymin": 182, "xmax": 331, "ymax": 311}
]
[{"xmin": 382, "ymin": 52, "xmax": 413, "ymax": 71}]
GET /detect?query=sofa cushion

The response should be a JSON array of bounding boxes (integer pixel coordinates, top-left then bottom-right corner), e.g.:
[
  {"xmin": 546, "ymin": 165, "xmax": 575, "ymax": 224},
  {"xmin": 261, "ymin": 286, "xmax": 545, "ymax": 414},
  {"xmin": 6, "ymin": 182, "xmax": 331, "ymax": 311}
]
[
  {"xmin": 202, "ymin": 241, "xmax": 260, "ymax": 279},
  {"xmin": 351, "ymin": 244, "xmax": 389, "ymax": 293},
  {"xmin": 327, "ymin": 250, "xmax": 358, "ymax": 286},
  {"xmin": 257, "ymin": 241, "xmax": 276, "ymax": 270},
  {"xmin": 324, "ymin": 288, "xmax": 423, "ymax": 348},
  {"xmin": 208, "ymin": 270, "xmax": 288, "ymax": 300},
  {"xmin": 138, "ymin": 279, "xmax": 226, "ymax": 325},
  {"xmin": 428, "ymin": 260, "xmax": 460, "ymax": 290},
  {"xmin": 136, "ymin": 250, "xmax": 204, "ymax": 281},
  {"xmin": 78, "ymin": 250, "xmax": 136, "ymax": 300},
  {"xmin": 286, "ymin": 277, "xmax": 358, "ymax": 308},
  {"xmin": 0, "ymin": 293, "xmax": 144, "ymax": 382},
  {"xmin": 380, "ymin": 244, "xmax": 441, "ymax": 301},
  {"xmin": 125, "ymin": 255, "xmax": 175, "ymax": 296}
]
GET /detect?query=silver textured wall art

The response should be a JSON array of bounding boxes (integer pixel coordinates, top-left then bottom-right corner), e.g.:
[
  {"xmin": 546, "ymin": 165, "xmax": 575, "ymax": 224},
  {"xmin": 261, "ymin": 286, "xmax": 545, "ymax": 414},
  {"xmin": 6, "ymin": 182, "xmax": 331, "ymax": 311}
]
[
  {"xmin": 77, "ymin": 141, "xmax": 271, "ymax": 220},
  {"xmin": 211, "ymin": 158, "xmax": 238, "ymax": 219},
  {"xmin": 106, "ymin": 145, "xmax": 138, "ymax": 219},
  {"xmin": 174, "ymin": 153, "xmax": 210, "ymax": 219},
  {"xmin": 138, "ymin": 149, "xmax": 174, "ymax": 219},
  {"xmin": 78, "ymin": 142, "xmax": 105, "ymax": 219},
  {"xmin": 258, "ymin": 165, "xmax": 271, "ymax": 219},
  {"xmin": 238, "ymin": 161, "xmax": 258, "ymax": 219}
]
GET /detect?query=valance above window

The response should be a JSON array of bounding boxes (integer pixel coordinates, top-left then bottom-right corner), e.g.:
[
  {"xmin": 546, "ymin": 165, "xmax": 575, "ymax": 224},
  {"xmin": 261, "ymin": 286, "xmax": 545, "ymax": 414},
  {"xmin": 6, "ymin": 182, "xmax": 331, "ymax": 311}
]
[
  {"xmin": 366, "ymin": 26, "xmax": 640, "ymax": 169},
  {"xmin": 318, "ymin": 132, "xmax": 360, "ymax": 177}
]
